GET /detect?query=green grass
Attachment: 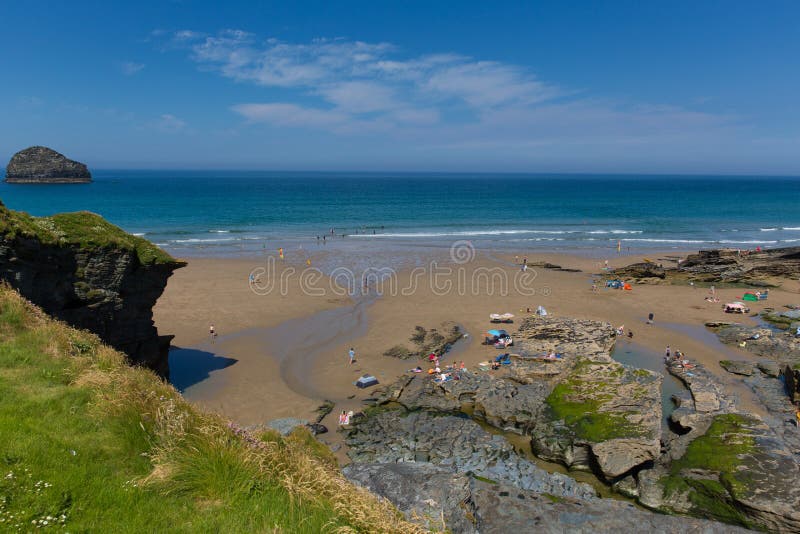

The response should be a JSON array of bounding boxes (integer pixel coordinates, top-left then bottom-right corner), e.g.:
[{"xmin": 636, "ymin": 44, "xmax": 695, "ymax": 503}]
[
  {"xmin": 0, "ymin": 205, "xmax": 175, "ymax": 265},
  {"xmin": 0, "ymin": 286, "xmax": 420, "ymax": 533},
  {"xmin": 544, "ymin": 358, "xmax": 653, "ymax": 442}
]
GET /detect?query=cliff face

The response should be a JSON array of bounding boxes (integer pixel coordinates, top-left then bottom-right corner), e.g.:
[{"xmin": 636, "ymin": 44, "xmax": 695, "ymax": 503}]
[
  {"xmin": 0, "ymin": 200, "xmax": 184, "ymax": 378},
  {"xmin": 5, "ymin": 146, "xmax": 92, "ymax": 183}
]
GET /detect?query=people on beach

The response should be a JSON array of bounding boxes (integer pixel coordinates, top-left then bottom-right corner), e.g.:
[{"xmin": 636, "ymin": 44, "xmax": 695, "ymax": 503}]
[
  {"xmin": 665, "ymin": 345, "xmax": 671, "ymax": 359},
  {"xmin": 647, "ymin": 312, "xmax": 654, "ymax": 325},
  {"xmin": 349, "ymin": 347, "xmax": 356, "ymax": 365},
  {"xmin": 209, "ymin": 324, "xmax": 216, "ymax": 342}
]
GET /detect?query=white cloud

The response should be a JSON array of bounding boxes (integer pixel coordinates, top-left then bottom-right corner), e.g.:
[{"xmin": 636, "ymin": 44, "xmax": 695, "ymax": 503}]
[
  {"xmin": 163, "ymin": 30, "xmax": 741, "ymax": 161},
  {"xmin": 232, "ymin": 103, "xmax": 347, "ymax": 128},
  {"xmin": 118, "ymin": 61, "xmax": 145, "ymax": 76},
  {"xmin": 317, "ymin": 81, "xmax": 398, "ymax": 113},
  {"xmin": 155, "ymin": 113, "xmax": 187, "ymax": 132}
]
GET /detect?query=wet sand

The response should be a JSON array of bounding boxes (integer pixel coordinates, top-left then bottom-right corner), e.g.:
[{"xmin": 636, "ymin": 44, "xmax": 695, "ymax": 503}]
[{"xmin": 155, "ymin": 250, "xmax": 800, "ymax": 441}]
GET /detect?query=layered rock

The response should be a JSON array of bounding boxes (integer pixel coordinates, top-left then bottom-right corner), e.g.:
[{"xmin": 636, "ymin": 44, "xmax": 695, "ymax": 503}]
[
  {"xmin": 0, "ymin": 201, "xmax": 184, "ymax": 377},
  {"xmin": 345, "ymin": 463, "xmax": 749, "ymax": 533},
  {"xmin": 345, "ymin": 410, "xmax": 597, "ymax": 500},
  {"xmin": 611, "ymin": 261, "xmax": 666, "ymax": 281},
  {"xmin": 367, "ymin": 317, "xmax": 662, "ymax": 480},
  {"xmin": 637, "ymin": 359, "xmax": 800, "ymax": 531},
  {"xmin": 677, "ymin": 247, "xmax": 800, "ymax": 284},
  {"xmin": 5, "ymin": 146, "xmax": 92, "ymax": 183},
  {"xmin": 715, "ymin": 323, "xmax": 800, "ymax": 368}
]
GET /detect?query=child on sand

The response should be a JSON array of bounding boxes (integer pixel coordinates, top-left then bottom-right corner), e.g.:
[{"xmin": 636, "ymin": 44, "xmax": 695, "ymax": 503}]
[
  {"xmin": 349, "ymin": 347, "xmax": 356, "ymax": 365},
  {"xmin": 209, "ymin": 324, "xmax": 216, "ymax": 342}
]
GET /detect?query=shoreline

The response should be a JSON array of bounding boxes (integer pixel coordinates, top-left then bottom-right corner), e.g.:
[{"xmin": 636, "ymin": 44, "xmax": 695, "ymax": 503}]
[{"xmin": 156, "ymin": 249, "xmax": 798, "ymax": 436}]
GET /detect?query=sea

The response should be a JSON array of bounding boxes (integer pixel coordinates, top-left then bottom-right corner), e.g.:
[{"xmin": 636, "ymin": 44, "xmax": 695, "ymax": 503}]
[{"xmin": 2, "ymin": 171, "xmax": 799, "ymax": 266}]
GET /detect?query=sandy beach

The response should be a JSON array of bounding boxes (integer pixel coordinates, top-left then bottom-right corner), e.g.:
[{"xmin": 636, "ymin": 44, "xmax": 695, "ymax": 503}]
[{"xmin": 154, "ymin": 249, "xmax": 800, "ymax": 450}]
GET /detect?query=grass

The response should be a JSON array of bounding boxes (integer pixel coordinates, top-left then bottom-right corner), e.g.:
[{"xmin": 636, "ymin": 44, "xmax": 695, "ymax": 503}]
[
  {"xmin": 0, "ymin": 204, "xmax": 175, "ymax": 265},
  {"xmin": 658, "ymin": 413, "xmax": 758, "ymax": 527},
  {"xmin": 544, "ymin": 358, "xmax": 653, "ymax": 443},
  {"xmin": 0, "ymin": 285, "xmax": 422, "ymax": 533}
]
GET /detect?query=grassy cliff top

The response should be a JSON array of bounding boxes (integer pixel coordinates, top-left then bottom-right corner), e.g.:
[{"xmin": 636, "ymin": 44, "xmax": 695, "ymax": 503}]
[
  {"xmin": 0, "ymin": 203, "xmax": 176, "ymax": 265},
  {"xmin": 0, "ymin": 284, "xmax": 421, "ymax": 532}
]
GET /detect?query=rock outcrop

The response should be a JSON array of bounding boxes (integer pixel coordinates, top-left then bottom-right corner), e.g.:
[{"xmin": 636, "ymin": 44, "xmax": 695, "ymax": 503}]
[
  {"xmin": 635, "ymin": 359, "xmax": 800, "ymax": 531},
  {"xmin": 5, "ymin": 146, "xmax": 92, "ymax": 183},
  {"xmin": 345, "ymin": 410, "xmax": 597, "ymax": 500},
  {"xmin": 361, "ymin": 317, "xmax": 662, "ymax": 481},
  {"xmin": 344, "ymin": 462, "xmax": 749, "ymax": 533},
  {"xmin": 611, "ymin": 261, "xmax": 666, "ymax": 281},
  {"xmin": 677, "ymin": 247, "xmax": 800, "ymax": 284},
  {"xmin": 0, "ymin": 201, "xmax": 184, "ymax": 378}
]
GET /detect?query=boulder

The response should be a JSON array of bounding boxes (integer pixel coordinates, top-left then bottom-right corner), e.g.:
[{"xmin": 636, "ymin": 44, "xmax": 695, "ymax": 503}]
[{"xmin": 5, "ymin": 146, "xmax": 92, "ymax": 183}]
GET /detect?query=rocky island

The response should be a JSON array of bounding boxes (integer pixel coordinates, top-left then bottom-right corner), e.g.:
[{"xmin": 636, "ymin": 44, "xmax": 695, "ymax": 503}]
[{"xmin": 5, "ymin": 145, "xmax": 92, "ymax": 183}]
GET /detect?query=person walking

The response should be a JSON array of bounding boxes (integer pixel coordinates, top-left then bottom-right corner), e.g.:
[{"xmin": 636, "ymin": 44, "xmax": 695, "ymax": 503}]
[
  {"xmin": 209, "ymin": 324, "xmax": 216, "ymax": 343},
  {"xmin": 349, "ymin": 347, "xmax": 356, "ymax": 365}
]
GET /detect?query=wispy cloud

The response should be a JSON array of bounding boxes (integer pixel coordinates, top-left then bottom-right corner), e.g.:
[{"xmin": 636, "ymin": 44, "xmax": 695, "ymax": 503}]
[
  {"xmin": 118, "ymin": 61, "xmax": 145, "ymax": 76},
  {"xmin": 162, "ymin": 30, "xmax": 737, "ymax": 161},
  {"xmin": 154, "ymin": 113, "xmax": 187, "ymax": 132}
]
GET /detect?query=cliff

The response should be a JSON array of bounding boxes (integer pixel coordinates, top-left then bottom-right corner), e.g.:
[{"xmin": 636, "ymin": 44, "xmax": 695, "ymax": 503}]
[
  {"xmin": 0, "ymin": 199, "xmax": 184, "ymax": 378},
  {"xmin": 5, "ymin": 145, "xmax": 92, "ymax": 183}
]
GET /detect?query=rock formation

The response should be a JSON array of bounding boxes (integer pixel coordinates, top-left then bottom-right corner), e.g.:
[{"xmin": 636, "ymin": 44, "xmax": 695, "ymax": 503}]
[
  {"xmin": 614, "ymin": 247, "xmax": 800, "ymax": 285},
  {"xmin": 5, "ymin": 146, "xmax": 92, "ymax": 183},
  {"xmin": 636, "ymin": 359, "xmax": 800, "ymax": 531},
  {"xmin": 677, "ymin": 247, "xmax": 800, "ymax": 284},
  {"xmin": 0, "ymin": 200, "xmax": 184, "ymax": 378},
  {"xmin": 611, "ymin": 261, "xmax": 666, "ymax": 281},
  {"xmin": 344, "ymin": 462, "xmax": 749, "ymax": 533}
]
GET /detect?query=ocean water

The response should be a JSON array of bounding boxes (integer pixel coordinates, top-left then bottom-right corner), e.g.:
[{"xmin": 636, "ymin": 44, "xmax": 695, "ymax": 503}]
[{"xmin": 1, "ymin": 171, "xmax": 799, "ymax": 261}]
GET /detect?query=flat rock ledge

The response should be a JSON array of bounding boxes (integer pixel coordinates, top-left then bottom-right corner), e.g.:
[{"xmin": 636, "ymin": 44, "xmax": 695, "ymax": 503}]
[{"xmin": 344, "ymin": 462, "xmax": 750, "ymax": 534}]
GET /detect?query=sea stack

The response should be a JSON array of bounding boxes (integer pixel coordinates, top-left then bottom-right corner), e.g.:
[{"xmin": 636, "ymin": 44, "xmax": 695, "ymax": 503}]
[{"xmin": 5, "ymin": 145, "xmax": 92, "ymax": 183}]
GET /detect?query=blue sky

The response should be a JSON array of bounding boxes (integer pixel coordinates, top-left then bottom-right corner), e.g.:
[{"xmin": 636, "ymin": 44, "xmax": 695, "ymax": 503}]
[{"xmin": 2, "ymin": 1, "xmax": 799, "ymax": 173}]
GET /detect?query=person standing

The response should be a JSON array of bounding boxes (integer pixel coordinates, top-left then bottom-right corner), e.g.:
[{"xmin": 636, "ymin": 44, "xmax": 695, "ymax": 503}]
[
  {"xmin": 665, "ymin": 345, "xmax": 671, "ymax": 360},
  {"xmin": 349, "ymin": 347, "xmax": 356, "ymax": 365},
  {"xmin": 209, "ymin": 324, "xmax": 216, "ymax": 343}
]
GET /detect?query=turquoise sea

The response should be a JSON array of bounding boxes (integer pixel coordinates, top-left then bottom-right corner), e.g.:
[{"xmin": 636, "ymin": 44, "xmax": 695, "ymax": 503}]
[{"xmin": 2, "ymin": 172, "xmax": 799, "ymax": 262}]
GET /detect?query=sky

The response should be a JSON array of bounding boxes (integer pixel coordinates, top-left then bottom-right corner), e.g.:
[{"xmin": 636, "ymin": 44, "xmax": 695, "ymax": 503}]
[{"xmin": 1, "ymin": 1, "xmax": 800, "ymax": 174}]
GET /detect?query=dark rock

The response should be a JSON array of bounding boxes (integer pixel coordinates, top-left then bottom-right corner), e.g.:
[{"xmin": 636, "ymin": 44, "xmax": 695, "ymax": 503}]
[
  {"xmin": 5, "ymin": 146, "xmax": 92, "ymax": 183},
  {"xmin": 0, "ymin": 205, "xmax": 184, "ymax": 378},
  {"xmin": 306, "ymin": 423, "xmax": 328, "ymax": 435},
  {"xmin": 757, "ymin": 360, "xmax": 781, "ymax": 378},
  {"xmin": 613, "ymin": 262, "xmax": 666, "ymax": 280},
  {"xmin": 677, "ymin": 247, "xmax": 800, "ymax": 284}
]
